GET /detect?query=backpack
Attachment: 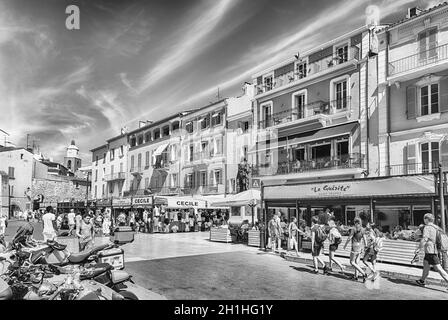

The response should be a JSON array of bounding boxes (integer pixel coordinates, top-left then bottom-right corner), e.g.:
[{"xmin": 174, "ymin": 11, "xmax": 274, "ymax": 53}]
[
  {"xmin": 331, "ymin": 227, "xmax": 342, "ymax": 245},
  {"xmin": 430, "ymin": 225, "xmax": 448, "ymax": 252},
  {"xmin": 314, "ymin": 225, "xmax": 327, "ymax": 244},
  {"xmin": 373, "ymin": 237, "xmax": 384, "ymax": 252}
]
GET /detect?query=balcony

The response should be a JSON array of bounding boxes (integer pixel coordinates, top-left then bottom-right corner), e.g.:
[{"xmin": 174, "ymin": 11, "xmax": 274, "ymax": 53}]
[
  {"xmin": 104, "ymin": 172, "xmax": 126, "ymax": 182},
  {"xmin": 181, "ymin": 183, "xmax": 224, "ymax": 195},
  {"xmin": 388, "ymin": 43, "xmax": 448, "ymax": 79},
  {"xmin": 130, "ymin": 166, "xmax": 143, "ymax": 175},
  {"xmin": 386, "ymin": 161, "xmax": 448, "ymax": 176},
  {"xmin": 258, "ymin": 97, "xmax": 351, "ymax": 129},
  {"xmin": 252, "ymin": 153, "xmax": 365, "ymax": 177},
  {"xmin": 255, "ymin": 47, "xmax": 359, "ymax": 97},
  {"xmin": 153, "ymin": 152, "xmax": 170, "ymax": 169}
]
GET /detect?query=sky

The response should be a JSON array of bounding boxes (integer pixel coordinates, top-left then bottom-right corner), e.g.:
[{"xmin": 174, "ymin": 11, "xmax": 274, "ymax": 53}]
[{"xmin": 0, "ymin": 0, "xmax": 442, "ymax": 164}]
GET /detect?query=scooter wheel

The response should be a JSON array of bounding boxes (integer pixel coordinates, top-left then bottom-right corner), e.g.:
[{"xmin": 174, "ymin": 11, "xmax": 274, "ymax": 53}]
[{"xmin": 118, "ymin": 290, "xmax": 139, "ymax": 300}]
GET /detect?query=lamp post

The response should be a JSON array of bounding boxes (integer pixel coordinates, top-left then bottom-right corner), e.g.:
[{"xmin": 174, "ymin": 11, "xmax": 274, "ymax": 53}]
[{"xmin": 248, "ymin": 199, "xmax": 257, "ymax": 227}]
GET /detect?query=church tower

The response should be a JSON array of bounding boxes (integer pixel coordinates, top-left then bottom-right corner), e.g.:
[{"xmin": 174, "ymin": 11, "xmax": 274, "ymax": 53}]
[{"xmin": 64, "ymin": 140, "xmax": 82, "ymax": 172}]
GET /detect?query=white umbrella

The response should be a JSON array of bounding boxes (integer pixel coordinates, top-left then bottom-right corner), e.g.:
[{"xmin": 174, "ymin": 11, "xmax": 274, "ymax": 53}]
[{"xmin": 210, "ymin": 189, "xmax": 261, "ymax": 208}]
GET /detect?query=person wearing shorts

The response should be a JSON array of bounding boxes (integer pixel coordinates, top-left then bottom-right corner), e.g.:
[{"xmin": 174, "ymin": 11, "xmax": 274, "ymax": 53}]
[
  {"xmin": 311, "ymin": 216, "xmax": 326, "ymax": 274},
  {"xmin": 344, "ymin": 217, "xmax": 367, "ymax": 282},
  {"xmin": 268, "ymin": 213, "xmax": 281, "ymax": 253},
  {"xmin": 327, "ymin": 218, "xmax": 344, "ymax": 274},
  {"xmin": 362, "ymin": 222, "xmax": 379, "ymax": 279},
  {"xmin": 416, "ymin": 213, "xmax": 448, "ymax": 288}
]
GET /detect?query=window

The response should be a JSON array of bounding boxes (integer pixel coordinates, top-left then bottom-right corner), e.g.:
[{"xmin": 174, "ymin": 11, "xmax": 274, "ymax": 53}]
[
  {"xmin": 261, "ymin": 102, "xmax": 272, "ymax": 128},
  {"xmin": 145, "ymin": 132, "xmax": 151, "ymax": 143},
  {"xmin": 130, "ymin": 137, "xmax": 136, "ymax": 147},
  {"xmin": 171, "ymin": 173, "xmax": 178, "ymax": 187},
  {"xmin": 162, "ymin": 126, "xmax": 170, "ymax": 136},
  {"xmin": 296, "ymin": 62, "xmax": 307, "ymax": 79},
  {"xmin": 145, "ymin": 151, "xmax": 150, "ymax": 168},
  {"xmin": 214, "ymin": 170, "xmax": 222, "ymax": 185},
  {"xmin": 243, "ymin": 146, "xmax": 248, "ymax": 161},
  {"xmin": 212, "ymin": 113, "xmax": 222, "ymax": 126},
  {"xmin": 120, "ymin": 163, "xmax": 123, "ymax": 173},
  {"xmin": 95, "ymin": 169, "xmax": 98, "ymax": 181},
  {"xmin": 102, "ymin": 184, "xmax": 105, "ymax": 196},
  {"xmin": 120, "ymin": 146, "xmax": 124, "ymax": 157},
  {"xmin": 201, "ymin": 141, "xmax": 208, "ymax": 155},
  {"xmin": 130, "ymin": 155, "xmax": 135, "ymax": 171},
  {"xmin": 294, "ymin": 93, "xmax": 306, "ymax": 119},
  {"xmin": 95, "ymin": 156, "xmax": 98, "ymax": 166},
  {"xmin": 421, "ymin": 142, "xmax": 440, "ymax": 172},
  {"xmin": 263, "ymin": 74, "xmax": 273, "ymax": 92},
  {"xmin": 153, "ymin": 129, "xmax": 160, "ymax": 140},
  {"xmin": 8, "ymin": 167, "xmax": 14, "ymax": 179},
  {"xmin": 200, "ymin": 115, "xmax": 210, "ymax": 130},
  {"xmin": 67, "ymin": 160, "xmax": 72, "ymax": 170},
  {"xmin": 110, "ymin": 148, "xmax": 115, "ymax": 161},
  {"xmin": 189, "ymin": 145, "xmax": 194, "ymax": 162},
  {"xmin": 186, "ymin": 122, "xmax": 194, "ymax": 133},
  {"xmin": 110, "ymin": 183, "xmax": 114, "ymax": 194},
  {"xmin": 335, "ymin": 80, "xmax": 348, "ymax": 110},
  {"xmin": 110, "ymin": 165, "xmax": 114, "ymax": 175},
  {"xmin": 420, "ymin": 83, "xmax": 439, "ymax": 116},
  {"xmin": 215, "ymin": 137, "xmax": 223, "ymax": 155},
  {"xmin": 20, "ymin": 154, "xmax": 24, "ymax": 159},
  {"xmin": 200, "ymin": 171, "xmax": 207, "ymax": 186},
  {"xmin": 137, "ymin": 135, "xmax": 143, "ymax": 145},
  {"xmin": 137, "ymin": 153, "xmax": 142, "ymax": 170},
  {"xmin": 336, "ymin": 44, "xmax": 348, "ymax": 64},
  {"xmin": 419, "ymin": 28, "xmax": 437, "ymax": 60},
  {"xmin": 172, "ymin": 122, "xmax": 180, "ymax": 131},
  {"xmin": 95, "ymin": 186, "xmax": 97, "ymax": 199},
  {"xmin": 187, "ymin": 173, "xmax": 194, "ymax": 188},
  {"xmin": 103, "ymin": 153, "xmax": 106, "ymax": 164},
  {"xmin": 243, "ymin": 121, "xmax": 250, "ymax": 132}
]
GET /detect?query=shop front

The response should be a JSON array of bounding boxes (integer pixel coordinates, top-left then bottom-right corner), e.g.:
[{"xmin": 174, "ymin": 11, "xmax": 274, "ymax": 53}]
[
  {"xmin": 111, "ymin": 198, "xmax": 132, "ymax": 221},
  {"xmin": 262, "ymin": 174, "xmax": 440, "ymax": 266}
]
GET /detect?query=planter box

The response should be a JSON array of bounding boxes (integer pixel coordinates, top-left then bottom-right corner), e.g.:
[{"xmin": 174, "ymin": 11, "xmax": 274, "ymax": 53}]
[
  {"xmin": 210, "ymin": 228, "xmax": 232, "ymax": 243},
  {"xmin": 248, "ymin": 230, "xmax": 260, "ymax": 247},
  {"xmin": 322, "ymin": 236, "xmax": 424, "ymax": 267}
]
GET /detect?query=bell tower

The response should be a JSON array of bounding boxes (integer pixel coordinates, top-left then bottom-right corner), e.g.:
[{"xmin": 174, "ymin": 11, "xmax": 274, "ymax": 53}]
[{"xmin": 64, "ymin": 140, "xmax": 82, "ymax": 172}]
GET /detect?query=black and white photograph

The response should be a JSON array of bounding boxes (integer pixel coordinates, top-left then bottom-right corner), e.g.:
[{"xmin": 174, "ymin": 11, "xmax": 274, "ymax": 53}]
[{"xmin": 0, "ymin": 0, "xmax": 448, "ymax": 308}]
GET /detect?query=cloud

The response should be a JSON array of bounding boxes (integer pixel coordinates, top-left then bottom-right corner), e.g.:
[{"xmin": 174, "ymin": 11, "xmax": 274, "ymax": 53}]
[{"xmin": 137, "ymin": 0, "xmax": 241, "ymax": 93}]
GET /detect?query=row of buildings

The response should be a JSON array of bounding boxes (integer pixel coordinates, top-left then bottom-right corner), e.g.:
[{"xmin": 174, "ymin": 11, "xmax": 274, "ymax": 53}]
[{"xmin": 87, "ymin": 4, "xmax": 447, "ymax": 230}]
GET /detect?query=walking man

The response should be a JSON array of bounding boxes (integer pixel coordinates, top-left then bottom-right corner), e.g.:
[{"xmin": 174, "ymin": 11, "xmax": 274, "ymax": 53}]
[
  {"xmin": 311, "ymin": 216, "xmax": 327, "ymax": 274},
  {"xmin": 416, "ymin": 213, "xmax": 448, "ymax": 287},
  {"xmin": 76, "ymin": 213, "xmax": 95, "ymax": 252},
  {"xmin": 142, "ymin": 209, "xmax": 149, "ymax": 233},
  {"xmin": 327, "ymin": 217, "xmax": 345, "ymax": 274},
  {"xmin": 362, "ymin": 222, "xmax": 381, "ymax": 280},
  {"xmin": 42, "ymin": 206, "xmax": 57, "ymax": 242},
  {"xmin": 67, "ymin": 209, "xmax": 76, "ymax": 237},
  {"xmin": 288, "ymin": 217, "xmax": 302, "ymax": 256}
]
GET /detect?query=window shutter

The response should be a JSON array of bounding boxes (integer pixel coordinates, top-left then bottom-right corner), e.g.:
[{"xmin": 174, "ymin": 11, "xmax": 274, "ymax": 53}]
[
  {"xmin": 406, "ymin": 86, "xmax": 417, "ymax": 119},
  {"xmin": 418, "ymin": 31, "xmax": 426, "ymax": 60},
  {"xmin": 440, "ymin": 76, "xmax": 448, "ymax": 113},
  {"xmin": 441, "ymin": 139, "xmax": 448, "ymax": 170},
  {"xmin": 428, "ymin": 28, "xmax": 437, "ymax": 58},
  {"xmin": 406, "ymin": 143, "xmax": 417, "ymax": 173},
  {"xmin": 209, "ymin": 171, "xmax": 214, "ymax": 186}
]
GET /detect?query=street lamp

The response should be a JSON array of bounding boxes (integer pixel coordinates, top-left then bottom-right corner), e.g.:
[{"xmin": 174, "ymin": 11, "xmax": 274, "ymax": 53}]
[{"xmin": 248, "ymin": 199, "xmax": 257, "ymax": 227}]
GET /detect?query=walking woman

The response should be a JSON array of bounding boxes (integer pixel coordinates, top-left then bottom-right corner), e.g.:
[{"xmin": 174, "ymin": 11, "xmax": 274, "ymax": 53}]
[
  {"xmin": 343, "ymin": 217, "xmax": 367, "ymax": 282},
  {"xmin": 327, "ymin": 218, "xmax": 345, "ymax": 274},
  {"xmin": 288, "ymin": 217, "xmax": 301, "ymax": 256}
]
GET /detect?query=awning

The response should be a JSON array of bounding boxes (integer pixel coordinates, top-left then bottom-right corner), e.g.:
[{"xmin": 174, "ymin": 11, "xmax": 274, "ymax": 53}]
[
  {"xmin": 211, "ymin": 189, "xmax": 261, "ymax": 207},
  {"xmin": 154, "ymin": 143, "xmax": 169, "ymax": 156},
  {"xmin": 251, "ymin": 122, "xmax": 359, "ymax": 153},
  {"xmin": 155, "ymin": 196, "xmax": 207, "ymax": 209},
  {"xmin": 264, "ymin": 175, "xmax": 436, "ymax": 201}
]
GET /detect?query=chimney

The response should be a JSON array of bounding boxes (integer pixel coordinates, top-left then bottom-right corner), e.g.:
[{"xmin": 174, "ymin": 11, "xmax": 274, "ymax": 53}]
[{"xmin": 407, "ymin": 7, "xmax": 423, "ymax": 19}]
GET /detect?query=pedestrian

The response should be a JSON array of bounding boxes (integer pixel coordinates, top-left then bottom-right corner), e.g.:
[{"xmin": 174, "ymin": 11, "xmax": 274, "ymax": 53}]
[
  {"xmin": 142, "ymin": 209, "xmax": 148, "ymax": 233},
  {"xmin": 67, "ymin": 209, "xmax": 76, "ymax": 237},
  {"xmin": 343, "ymin": 217, "xmax": 367, "ymax": 282},
  {"xmin": 416, "ymin": 213, "xmax": 448, "ymax": 288},
  {"xmin": 288, "ymin": 217, "xmax": 301, "ymax": 256},
  {"xmin": 362, "ymin": 222, "xmax": 381, "ymax": 280},
  {"xmin": 42, "ymin": 206, "xmax": 57, "ymax": 242},
  {"xmin": 76, "ymin": 213, "xmax": 95, "ymax": 252},
  {"xmin": 102, "ymin": 212, "xmax": 111, "ymax": 236},
  {"xmin": 327, "ymin": 217, "xmax": 345, "ymax": 274},
  {"xmin": 56, "ymin": 213, "xmax": 63, "ymax": 231},
  {"xmin": 268, "ymin": 213, "xmax": 282, "ymax": 253},
  {"xmin": 153, "ymin": 205, "xmax": 160, "ymax": 232},
  {"xmin": 311, "ymin": 215, "xmax": 327, "ymax": 274},
  {"xmin": 0, "ymin": 214, "xmax": 6, "ymax": 237}
]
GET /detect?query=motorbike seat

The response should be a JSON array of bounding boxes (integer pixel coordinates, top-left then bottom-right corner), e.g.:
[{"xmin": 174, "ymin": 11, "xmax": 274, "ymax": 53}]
[
  {"xmin": 46, "ymin": 240, "xmax": 67, "ymax": 251},
  {"xmin": 67, "ymin": 243, "xmax": 110, "ymax": 264},
  {"xmin": 110, "ymin": 270, "xmax": 131, "ymax": 285},
  {"xmin": 80, "ymin": 263, "xmax": 113, "ymax": 280}
]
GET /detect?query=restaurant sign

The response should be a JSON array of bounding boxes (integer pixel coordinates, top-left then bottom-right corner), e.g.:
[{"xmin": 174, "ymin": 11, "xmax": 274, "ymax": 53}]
[
  {"xmin": 112, "ymin": 198, "xmax": 132, "ymax": 207},
  {"xmin": 132, "ymin": 196, "xmax": 153, "ymax": 206},
  {"xmin": 264, "ymin": 175, "xmax": 436, "ymax": 200}
]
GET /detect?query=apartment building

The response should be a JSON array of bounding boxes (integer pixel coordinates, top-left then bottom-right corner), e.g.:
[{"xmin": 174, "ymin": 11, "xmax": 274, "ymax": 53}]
[
  {"xmin": 91, "ymin": 144, "xmax": 108, "ymax": 201},
  {"xmin": 103, "ymin": 134, "xmax": 128, "ymax": 199},
  {"xmin": 180, "ymin": 100, "xmax": 227, "ymax": 196},
  {"xmin": 126, "ymin": 115, "xmax": 183, "ymax": 197}
]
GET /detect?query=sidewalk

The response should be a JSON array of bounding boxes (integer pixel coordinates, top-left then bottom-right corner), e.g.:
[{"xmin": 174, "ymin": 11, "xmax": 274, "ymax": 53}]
[{"xmin": 266, "ymin": 249, "xmax": 448, "ymax": 288}]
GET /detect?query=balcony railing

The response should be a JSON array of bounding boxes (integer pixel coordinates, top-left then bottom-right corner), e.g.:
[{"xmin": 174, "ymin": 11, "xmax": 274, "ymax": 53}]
[
  {"xmin": 258, "ymin": 97, "xmax": 351, "ymax": 129},
  {"xmin": 386, "ymin": 161, "xmax": 448, "ymax": 176},
  {"xmin": 189, "ymin": 151, "xmax": 223, "ymax": 162},
  {"xmin": 181, "ymin": 183, "xmax": 224, "ymax": 195},
  {"xmin": 389, "ymin": 43, "xmax": 448, "ymax": 77},
  {"xmin": 130, "ymin": 166, "xmax": 143, "ymax": 174},
  {"xmin": 251, "ymin": 153, "xmax": 365, "ymax": 176},
  {"xmin": 256, "ymin": 47, "xmax": 359, "ymax": 95},
  {"xmin": 104, "ymin": 172, "xmax": 126, "ymax": 181}
]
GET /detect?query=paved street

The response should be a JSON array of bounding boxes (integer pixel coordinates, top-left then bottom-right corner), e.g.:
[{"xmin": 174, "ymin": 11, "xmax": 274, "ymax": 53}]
[{"xmin": 3, "ymin": 220, "xmax": 447, "ymax": 300}]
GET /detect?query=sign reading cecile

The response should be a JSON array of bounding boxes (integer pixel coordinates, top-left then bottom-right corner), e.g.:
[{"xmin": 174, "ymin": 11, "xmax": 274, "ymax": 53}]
[
  {"xmin": 166, "ymin": 198, "xmax": 207, "ymax": 209},
  {"xmin": 132, "ymin": 196, "xmax": 153, "ymax": 206},
  {"xmin": 264, "ymin": 175, "xmax": 436, "ymax": 200}
]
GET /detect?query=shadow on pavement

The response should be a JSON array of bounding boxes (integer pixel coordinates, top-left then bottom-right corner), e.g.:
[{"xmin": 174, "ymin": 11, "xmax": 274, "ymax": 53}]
[{"xmin": 385, "ymin": 277, "xmax": 447, "ymax": 293}]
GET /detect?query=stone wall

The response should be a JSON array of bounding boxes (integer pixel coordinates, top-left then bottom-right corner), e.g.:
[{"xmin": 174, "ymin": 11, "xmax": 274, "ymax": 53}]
[{"xmin": 32, "ymin": 177, "xmax": 88, "ymax": 204}]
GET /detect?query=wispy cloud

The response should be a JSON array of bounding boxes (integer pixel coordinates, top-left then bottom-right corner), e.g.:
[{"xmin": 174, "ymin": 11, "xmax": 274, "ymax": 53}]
[{"xmin": 137, "ymin": 0, "xmax": 240, "ymax": 93}]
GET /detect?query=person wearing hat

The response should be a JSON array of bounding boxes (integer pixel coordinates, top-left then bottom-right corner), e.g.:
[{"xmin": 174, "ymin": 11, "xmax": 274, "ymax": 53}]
[{"xmin": 76, "ymin": 213, "xmax": 95, "ymax": 252}]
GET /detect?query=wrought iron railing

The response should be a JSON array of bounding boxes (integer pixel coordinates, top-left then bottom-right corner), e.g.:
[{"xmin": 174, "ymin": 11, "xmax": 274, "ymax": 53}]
[
  {"xmin": 251, "ymin": 153, "xmax": 365, "ymax": 176},
  {"xmin": 389, "ymin": 43, "xmax": 448, "ymax": 76},
  {"xmin": 258, "ymin": 97, "xmax": 351, "ymax": 129},
  {"xmin": 386, "ymin": 161, "xmax": 448, "ymax": 176},
  {"xmin": 256, "ymin": 47, "xmax": 359, "ymax": 95}
]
